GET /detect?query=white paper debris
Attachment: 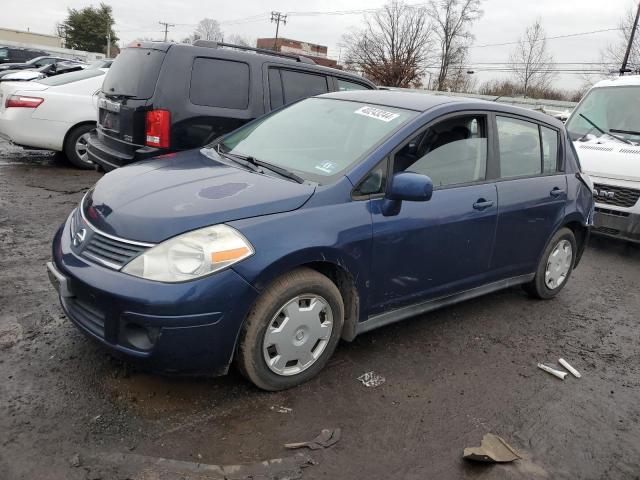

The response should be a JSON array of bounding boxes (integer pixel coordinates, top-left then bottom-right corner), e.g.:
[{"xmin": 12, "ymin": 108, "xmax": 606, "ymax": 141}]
[
  {"xmin": 537, "ymin": 363, "xmax": 568, "ymax": 380},
  {"xmin": 559, "ymin": 358, "xmax": 581, "ymax": 378},
  {"xmin": 270, "ymin": 405, "xmax": 292, "ymax": 414},
  {"xmin": 357, "ymin": 371, "xmax": 386, "ymax": 387}
]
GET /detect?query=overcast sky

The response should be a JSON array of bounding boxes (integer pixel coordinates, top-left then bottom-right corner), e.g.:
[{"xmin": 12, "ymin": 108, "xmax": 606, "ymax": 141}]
[{"xmin": 2, "ymin": 0, "xmax": 637, "ymax": 90}]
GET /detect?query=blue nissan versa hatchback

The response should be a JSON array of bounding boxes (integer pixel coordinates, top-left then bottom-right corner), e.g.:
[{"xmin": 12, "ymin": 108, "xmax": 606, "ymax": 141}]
[{"xmin": 48, "ymin": 90, "xmax": 594, "ymax": 390}]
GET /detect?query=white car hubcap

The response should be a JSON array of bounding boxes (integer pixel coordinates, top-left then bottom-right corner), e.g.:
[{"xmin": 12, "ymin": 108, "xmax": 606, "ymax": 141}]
[
  {"xmin": 545, "ymin": 239, "xmax": 572, "ymax": 290},
  {"xmin": 262, "ymin": 295, "xmax": 333, "ymax": 376},
  {"xmin": 74, "ymin": 132, "xmax": 91, "ymax": 163}
]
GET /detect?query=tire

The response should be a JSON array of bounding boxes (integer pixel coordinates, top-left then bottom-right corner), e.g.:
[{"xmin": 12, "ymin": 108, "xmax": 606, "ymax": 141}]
[
  {"xmin": 524, "ymin": 227, "xmax": 577, "ymax": 299},
  {"xmin": 237, "ymin": 268, "xmax": 344, "ymax": 391},
  {"xmin": 64, "ymin": 124, "xmax": 95, "ymax": 170}
]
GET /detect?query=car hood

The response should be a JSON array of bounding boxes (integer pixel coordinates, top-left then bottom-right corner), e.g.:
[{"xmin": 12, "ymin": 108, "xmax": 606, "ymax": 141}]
[
  {"xmin": 574, "ymin": 140, "xmax": 640, "ymax": 182},
  {"xmin": 83, "ymin": 149, "xmax": 316, "ymax": 243}
]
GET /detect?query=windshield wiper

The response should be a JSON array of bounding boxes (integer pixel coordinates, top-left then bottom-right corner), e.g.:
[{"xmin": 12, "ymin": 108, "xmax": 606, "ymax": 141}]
[
  {"xmin": 214, "ymin": 144, "xmax": 261, "ymax": 173},
  {"xmin": 609, "ymin": 128, "xmax": 640, "ymax": 137},
  {"xmin": 579, "ymin": 114, "xmax": 633, "ymax": 145},
  {"xmin": 217, "ymin": 146, "xmax": 304, "ymax": 184}
]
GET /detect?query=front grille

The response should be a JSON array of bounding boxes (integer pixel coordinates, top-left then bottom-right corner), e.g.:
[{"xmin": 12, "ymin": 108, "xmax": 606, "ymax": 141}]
[
  {"xmin": 595, "ymin": 207, "xmax": 630, "ymax": 217},
  {"xmin": 593, "ymin": 183, "xmax": 640, "ymax": 208},
  {"xmin": 64, "ymin": 297, "xmax": 106, "ymax": 338},
  {"xmin": 593, "ymin": 226, "xmax": 621, "ymax": 236},
  {"xmin": 70, "ymin": 206, "xmax": 152, "ymax": 270},
  {"xmin": 81, "ymin": 231, "xmax": 147, "ymax": 269}
]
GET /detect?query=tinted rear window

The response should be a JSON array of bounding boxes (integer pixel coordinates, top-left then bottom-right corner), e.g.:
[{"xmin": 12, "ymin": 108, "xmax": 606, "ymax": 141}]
[
  {"xmin": 101, "ymin": 48, "xmax": 165, "ymax": 99},
  {"xmin": 190, "ymin": 58, "xmax": 250, "ymax": 109},
  {"xmin": 39, "ymin": 68, "xmax": 104, "ymax": 86}
]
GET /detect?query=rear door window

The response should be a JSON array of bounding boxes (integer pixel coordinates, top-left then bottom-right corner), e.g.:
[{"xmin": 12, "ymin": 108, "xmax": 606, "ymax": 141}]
[
  {"xmin": 280, "ymin": 69, "xmax": 328, "ymax": 104},
  {"xmin": 190, "ymin": 58, "xmax": 250, "ymax": 109},
  {"xmin": 0, "ymin": 48, "xmax": 7, "ymax": 60},
  {"xmin": 337, "ymin": 78, "xmax": 370, "ymax": 91},
  {"xmin": 497, "ymin": 116, "xmax": 542, "ymax": 178},
  {"xmin": 101, "ymin": 47, "xmax": 165, "ymax": 99}
]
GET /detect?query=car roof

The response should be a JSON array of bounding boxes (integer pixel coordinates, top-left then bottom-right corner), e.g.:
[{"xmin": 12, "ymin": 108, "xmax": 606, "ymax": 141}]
[
  {"xmin": 591, "ymin": 75, "xmax": 640, "ymax": 88},
  {"xmin": 320, "ymin": 90, "xmax": 565, "ymax": 127},
  {"xmin": 128, "ymin": 41, "xmax": 376, "ymax": 86}
]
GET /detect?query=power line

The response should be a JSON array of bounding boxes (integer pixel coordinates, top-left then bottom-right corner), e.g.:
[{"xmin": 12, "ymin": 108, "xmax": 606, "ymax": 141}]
[{"xmin": 472, "ymin": 27, "xmax": 622, "ymax": 48}]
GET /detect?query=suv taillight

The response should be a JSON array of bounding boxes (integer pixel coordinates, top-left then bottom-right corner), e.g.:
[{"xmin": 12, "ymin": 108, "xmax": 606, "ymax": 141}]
[
  {"xmin": 145, "ymin": 109, "xmax": 170, "ymax": 148},
  {"xmin": 6, "ymin": 95, "xmax": 44, "ymax": 109}
]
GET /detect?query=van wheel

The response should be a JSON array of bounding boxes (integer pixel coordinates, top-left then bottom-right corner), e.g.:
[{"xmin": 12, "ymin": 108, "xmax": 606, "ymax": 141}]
[
  {"xmin": 64, "ymin": 124, "xmax": 95, "ymax": 170},
  {"xmin": 524, "ymin": 228, "xmax": 576, "ymax": 299},
  {"xmin": 237, "ymin": 268, "xmax": 344, "ymax": 391}
]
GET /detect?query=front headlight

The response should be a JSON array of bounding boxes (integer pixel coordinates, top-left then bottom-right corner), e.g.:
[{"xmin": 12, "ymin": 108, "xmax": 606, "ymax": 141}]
[{"xmin": 121, "ymin": 225, "xmax": 254, "ymax": 282}]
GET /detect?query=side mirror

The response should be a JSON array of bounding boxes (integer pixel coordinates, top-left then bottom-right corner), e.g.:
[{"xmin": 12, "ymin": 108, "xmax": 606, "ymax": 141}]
[{"xmin": 382, "ymin": 172, "xmax": 433, "ymax": 216}]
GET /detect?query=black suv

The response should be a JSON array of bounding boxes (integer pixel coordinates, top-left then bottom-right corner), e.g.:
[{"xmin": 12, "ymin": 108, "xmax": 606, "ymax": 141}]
[
  {"xmin": 0, "ymin": 46, "xmax": 48, "ymax": 65},
  {"xmin": 87, "ymin": 41, "xmax": 376, "ymax": 171}
]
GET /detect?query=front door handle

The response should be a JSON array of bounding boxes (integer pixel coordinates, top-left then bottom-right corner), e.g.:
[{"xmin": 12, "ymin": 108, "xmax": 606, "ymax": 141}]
[
  {"xmin": 473, "ymin": 199, "xmax": 494, "ymax": 211},
  {"xmin": 550, "ymin": 187, "xmax": 566, "ymax": 198}
]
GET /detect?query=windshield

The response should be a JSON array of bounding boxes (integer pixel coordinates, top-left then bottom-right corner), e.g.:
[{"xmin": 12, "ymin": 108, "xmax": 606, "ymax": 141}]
[
  {"xmin": 566, "ymin": 86, "xmax": 640, "ymax": 142},
  {"xmin": 213, "ymin": 97, "xmax": 417, "ymax": 183}
]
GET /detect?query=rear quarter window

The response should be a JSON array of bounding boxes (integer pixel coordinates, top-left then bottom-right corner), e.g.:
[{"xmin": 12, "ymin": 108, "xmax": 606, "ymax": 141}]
[{"xmin": 190, "ymin": 58, "xmax": 250, "ymax": 109}]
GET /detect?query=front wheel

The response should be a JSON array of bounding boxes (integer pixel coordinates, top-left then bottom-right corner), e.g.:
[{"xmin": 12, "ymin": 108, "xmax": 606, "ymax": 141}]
[
  {"xmin": 64, "ymin": 124, "xmax": 95, "ymax": 170},
  {"xmin": 237, "ymin": 268, "xmax": 344, "ymax": 391},
  {"xmin": 524, "ymin": 227, "xmax": 577, "ymax": 299}
]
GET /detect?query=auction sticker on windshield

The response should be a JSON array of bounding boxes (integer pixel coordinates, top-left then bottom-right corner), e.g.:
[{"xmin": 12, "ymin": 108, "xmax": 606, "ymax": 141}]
[{"xmin": 355, "ymin": 106, "xmax": 400, "ymax": 122}]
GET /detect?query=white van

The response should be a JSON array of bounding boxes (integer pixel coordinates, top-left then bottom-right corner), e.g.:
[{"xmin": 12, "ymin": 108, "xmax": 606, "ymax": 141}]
[{"xmin": 566, "ymin": 75, "xmax": 640, "ymax": 243}]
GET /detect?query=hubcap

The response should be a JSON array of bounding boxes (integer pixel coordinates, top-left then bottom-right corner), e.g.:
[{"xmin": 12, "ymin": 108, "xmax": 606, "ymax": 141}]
[
  {"xmin": 262, "ymin": 295, "xmax": 333, "ymax": 376},
  {"xmin": 74, "ymin": 132, "xmax": 92, "ymax": 164},
  {"xmin": 545, "ymin": 239, "xmax": 573, "ymax": 290}
]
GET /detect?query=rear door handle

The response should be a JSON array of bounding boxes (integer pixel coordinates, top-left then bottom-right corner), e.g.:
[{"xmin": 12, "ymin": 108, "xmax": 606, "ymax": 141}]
[
  {"xmin": 550, "ymin": 187, "xmax": 566, "ymax": 198},
  {"xmin": 473, "ymin": 199, "xmax": 494, "ymax": 211}
]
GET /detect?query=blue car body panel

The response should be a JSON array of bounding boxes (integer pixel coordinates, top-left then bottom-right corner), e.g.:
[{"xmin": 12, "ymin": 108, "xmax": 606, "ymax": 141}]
[{"xmin": 50, "ymin": 91, "xmax": 594, "ymax": 375}]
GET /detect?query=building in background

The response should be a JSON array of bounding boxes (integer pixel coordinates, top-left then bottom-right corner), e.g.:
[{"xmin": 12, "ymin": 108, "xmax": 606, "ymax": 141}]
[
  {"xmin": 256, "ymin": 38, "xmax": 338, "ymax": 68},
  {"xmin": 0, "ymin": 27, "xmax": 105, "ymax": 62},
  {"xmin": 0, "ymin": 28, "xmax": 63, "ymax": 48}
]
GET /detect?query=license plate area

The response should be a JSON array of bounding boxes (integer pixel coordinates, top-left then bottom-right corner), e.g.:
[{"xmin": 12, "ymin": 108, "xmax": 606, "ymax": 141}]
[{"xmin": 99, "ymin": 109, "xmax": 120, "ymax": 133}]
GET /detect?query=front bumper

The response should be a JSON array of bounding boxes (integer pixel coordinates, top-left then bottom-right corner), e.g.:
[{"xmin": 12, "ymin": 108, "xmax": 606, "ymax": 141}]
[
  {"xmin": 592, "ymin": 206, "xmax": 640, "ymax": 243},
  {"xmin": 50, "ymin": 215, "xmax": 259, "ymax": 375}
]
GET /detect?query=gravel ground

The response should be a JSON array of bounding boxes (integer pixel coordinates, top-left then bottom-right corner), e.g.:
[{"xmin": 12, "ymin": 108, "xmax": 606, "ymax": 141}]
[{"xmin": 1, "ymin": 139, "xmax": 639, "ymax": 480}]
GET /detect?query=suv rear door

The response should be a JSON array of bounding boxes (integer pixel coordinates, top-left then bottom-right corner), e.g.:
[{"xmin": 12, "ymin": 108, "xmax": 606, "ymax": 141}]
[{"xmin": 95, "ymin": 46, "xmax": 167, "ymax": 153}]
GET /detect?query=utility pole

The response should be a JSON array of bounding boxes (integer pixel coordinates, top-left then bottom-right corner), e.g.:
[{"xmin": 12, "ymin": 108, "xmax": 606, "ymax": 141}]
[
  {"xmin": 270, "ymin": 11, "xmax": 287, "ymax": 50},
  {"xmin": 159, "ymin": 21, "xmax": 175, "ymax": 42},
  {"xmin": 620, "ymin": 1, "xmax": 640, "ymax": 75},
  {"xmin": 106, "ymin": 31, "xmax": 111, "ymax": 58}
]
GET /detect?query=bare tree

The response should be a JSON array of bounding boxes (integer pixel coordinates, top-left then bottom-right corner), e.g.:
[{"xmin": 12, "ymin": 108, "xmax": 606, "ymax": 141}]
[
  {"xmin": 429, "ymin": 0, "xmax": 482, "ymax": 91},
  {"xmin": 603, "ymin": 6, "xmax": 640, "ymax": 74},
  {"xmin": 228, "ymin": 34, "xmax": 254, "ymax": 47},
  {"xmin": 509, "ymin": 19, "xmax": 555, "ymax": 96},
  {"xmin": 195, "ymin": 18, "xmax": 223, "ymax": 42},
  {"xmin": 342, "ymin": 0, "xmax": 433, "ymax": 87}
]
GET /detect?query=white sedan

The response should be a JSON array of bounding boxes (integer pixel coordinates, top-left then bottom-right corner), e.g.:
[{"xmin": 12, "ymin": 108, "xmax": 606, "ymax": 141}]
[{"xmin": 0, "ymin": 68, "xmax": 107, "ymax": 169}]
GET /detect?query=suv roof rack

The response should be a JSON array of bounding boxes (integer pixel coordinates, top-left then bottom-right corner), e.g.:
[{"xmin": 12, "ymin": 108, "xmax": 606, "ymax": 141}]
[{"xmin": 192, "ymin": 40, "xmax": 316, "ymax": 65}]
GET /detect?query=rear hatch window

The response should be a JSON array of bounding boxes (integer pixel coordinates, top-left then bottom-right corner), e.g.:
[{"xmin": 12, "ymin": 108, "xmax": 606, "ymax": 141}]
[{"xmin": 102, "ymin": 47, "xmax": 165, "ymax": 99}]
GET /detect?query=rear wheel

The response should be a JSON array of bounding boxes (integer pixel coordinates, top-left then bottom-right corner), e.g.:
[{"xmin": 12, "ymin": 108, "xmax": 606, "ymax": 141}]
[
  {"xmin": 64, "ymin": 124, "xmax": 95, "ymax": 170},
  {"xmin": 237, "ymin": 268, "xmax": 344, "ymax": 391},
  {"xmin": 524, "ymin": 227, "xmax": 576, "ymax": 299}
]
